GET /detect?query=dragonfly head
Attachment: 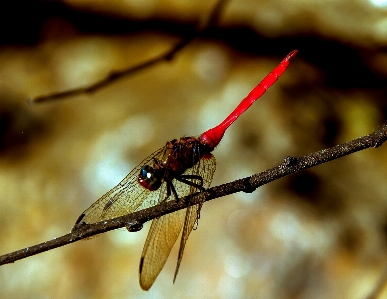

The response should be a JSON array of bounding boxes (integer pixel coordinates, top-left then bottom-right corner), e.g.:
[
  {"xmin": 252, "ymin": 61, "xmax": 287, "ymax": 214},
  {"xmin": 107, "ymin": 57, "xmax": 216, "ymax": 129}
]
[{"xmin": 138, "ymin": 165, "xmax": 163, "ymax": 191}]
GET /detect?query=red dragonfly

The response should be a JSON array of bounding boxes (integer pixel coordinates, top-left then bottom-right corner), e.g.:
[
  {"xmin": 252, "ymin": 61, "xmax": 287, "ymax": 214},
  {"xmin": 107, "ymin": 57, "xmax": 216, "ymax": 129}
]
[{"xmin": 73, "ymin": 50, "xmax": 298, "ymax": 290}]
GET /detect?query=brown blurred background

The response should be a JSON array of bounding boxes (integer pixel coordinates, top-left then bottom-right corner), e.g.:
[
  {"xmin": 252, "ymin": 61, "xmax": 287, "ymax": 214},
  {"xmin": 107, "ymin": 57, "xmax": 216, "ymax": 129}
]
[{"xmin": 1, "ymin": 0, "xmax": 387, "ymax": 298}]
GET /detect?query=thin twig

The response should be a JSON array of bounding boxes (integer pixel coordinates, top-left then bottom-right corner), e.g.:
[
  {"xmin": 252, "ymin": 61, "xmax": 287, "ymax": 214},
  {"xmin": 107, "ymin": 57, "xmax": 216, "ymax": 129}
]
[
  {"xmin": 1, "ymin": 124, "xmax": 386, "ymax": 266},
  {"xmin": 29, "ymin": 0, "xmax": 229, "ymax": 104}
]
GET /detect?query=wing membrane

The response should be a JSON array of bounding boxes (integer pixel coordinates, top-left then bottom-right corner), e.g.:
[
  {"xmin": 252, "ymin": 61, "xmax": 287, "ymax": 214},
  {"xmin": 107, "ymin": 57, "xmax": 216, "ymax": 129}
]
[
  {"xmin": 174, "ymin": 153, "xmax": 216, "ymax": 282},
  {"xmin": 73, "ymin": 146, "xmax": 165, "ymax": 226},
  {"xmin": 139, "ymin": 153, "xmax": 216, "ymax": 290},
  {"xmin": 139, "ymin": 208, "xmax": 186, "ymax": 290}
]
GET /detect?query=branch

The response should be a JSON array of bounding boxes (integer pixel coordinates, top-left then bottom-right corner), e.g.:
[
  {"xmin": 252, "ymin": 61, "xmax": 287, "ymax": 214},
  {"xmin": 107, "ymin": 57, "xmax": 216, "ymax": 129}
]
[
  {"xmin": 1, "ymin": 124, "xmax": 387, "ymax": 266},
  {"xmin": 28, "ymin": 0, "xmax": 229, "ymax": 104}
]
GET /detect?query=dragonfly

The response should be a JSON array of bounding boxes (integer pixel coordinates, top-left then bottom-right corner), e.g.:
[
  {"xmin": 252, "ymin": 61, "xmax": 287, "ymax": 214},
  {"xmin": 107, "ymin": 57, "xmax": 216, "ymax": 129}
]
[{"xmin": 72, "ymin": 49, "xmax": 298, "ymax": 290}]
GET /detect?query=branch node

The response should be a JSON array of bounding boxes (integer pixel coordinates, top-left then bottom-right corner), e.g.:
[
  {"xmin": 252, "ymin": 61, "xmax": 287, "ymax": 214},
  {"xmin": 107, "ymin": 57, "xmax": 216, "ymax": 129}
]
[
  {"xmin": 243, "ymin": 177, "xmax": 257, "ymax": 193},
  {"xmin": 126, "ymin": 220, "xmax": 144, "ymax": 232},
  {"xmin": 281, "ymin": 156, "xmax": 298, "ymax": 167},
  {"xmin": 371, "ymin": 125, "xmax": 387, "ymax": 148}
]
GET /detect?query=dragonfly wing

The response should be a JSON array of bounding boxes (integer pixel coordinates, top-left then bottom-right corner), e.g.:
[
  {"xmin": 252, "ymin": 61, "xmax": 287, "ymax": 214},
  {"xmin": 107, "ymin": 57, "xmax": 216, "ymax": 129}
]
[
  {"xmin": 73, "ymin": 146, "xmax": 165, "ymax": 227},
  {"xmin": 139, "ymin": 208, "xmax": 186, "ymax": 291},
  {"xmin": 173, "ymin": 153, "xmax": 216, "ymax": 282},
  {"xmin": 173, "ymin": 203, "xmax": 201, "ymax": 283},
  {"xmin": 139, "ymin": 153, "xmax": 216, "ymax": 290}
]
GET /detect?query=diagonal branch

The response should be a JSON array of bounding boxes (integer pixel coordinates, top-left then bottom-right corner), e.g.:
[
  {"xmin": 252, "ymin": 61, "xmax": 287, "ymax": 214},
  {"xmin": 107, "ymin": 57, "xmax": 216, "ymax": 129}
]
[
  {"xmin": 29, "ymin": 0, "xmax": 230, "ymax": 104},
  {"xmin": 1, "ymin": 124, "xmax": 387, "ymax": 266}
]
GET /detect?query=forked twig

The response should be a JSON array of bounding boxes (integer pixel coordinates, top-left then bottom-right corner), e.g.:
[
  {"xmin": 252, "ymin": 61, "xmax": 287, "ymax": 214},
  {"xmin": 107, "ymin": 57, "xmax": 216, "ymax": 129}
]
[
  {"xmin": 29, "ymin": 0, "xmax": 229, "ymax": 104},
  {"xmin": 1, "ymin": 124, "xmax": 386, "ymax": 266}
]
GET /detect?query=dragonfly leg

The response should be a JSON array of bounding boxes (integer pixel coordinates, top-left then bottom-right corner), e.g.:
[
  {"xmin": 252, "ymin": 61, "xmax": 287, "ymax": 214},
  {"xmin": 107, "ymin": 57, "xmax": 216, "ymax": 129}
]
[
  {"xmin": 169, "ymin": 181, "xmax": 180, "ymax": 201},
  {"xmin": 175, "ymin": 174, "xmax": 205, "ymax": 191},
  {"xmin": 182, "ymin": 174, "xmax": 204, "ymax": 186},
  {"xmin": 168, "ymin": 176, "xmax": 203, "ymax": 204},
  {"xmin": 153, "ymin": 181, "xmax": 173, "ymax": 205}
]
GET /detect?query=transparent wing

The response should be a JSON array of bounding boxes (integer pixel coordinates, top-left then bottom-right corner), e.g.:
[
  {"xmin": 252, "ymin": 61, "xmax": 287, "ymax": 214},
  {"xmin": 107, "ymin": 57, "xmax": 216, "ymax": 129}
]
[
  {"xmin": 174, "ymin": 153, "xmax": 216, "ymax": 282},
  {"xmin": 139, "ymin": 153, "xmax": 216, "ymax": 290},
  {"xmin": 73, "ymin": 146, "xmax": 165, "ymax": 227},
  {"xmin": 139, "ymin": 208, "xmax": 186, "ymax": 291}
]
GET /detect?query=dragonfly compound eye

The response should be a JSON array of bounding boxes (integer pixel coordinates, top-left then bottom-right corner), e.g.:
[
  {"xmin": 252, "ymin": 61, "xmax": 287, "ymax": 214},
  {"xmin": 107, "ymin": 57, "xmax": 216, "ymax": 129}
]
[{"xmin": 138, "ymin": 165, "xmax": 162, "ymax": 191}]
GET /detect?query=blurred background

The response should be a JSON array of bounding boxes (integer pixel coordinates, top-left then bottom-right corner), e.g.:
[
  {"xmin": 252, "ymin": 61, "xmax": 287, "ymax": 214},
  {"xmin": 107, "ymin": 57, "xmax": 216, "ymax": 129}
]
[{"xmin": 1, "ymin": 0, "xmax": 387, "ymax": 298}]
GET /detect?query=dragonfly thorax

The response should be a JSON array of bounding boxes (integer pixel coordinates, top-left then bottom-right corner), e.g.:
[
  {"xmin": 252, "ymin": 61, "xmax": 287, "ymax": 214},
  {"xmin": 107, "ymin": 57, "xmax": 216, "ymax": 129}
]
[{"xmin": 137, "ymin": 136, "xmax": 212, "ymax": 191}]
